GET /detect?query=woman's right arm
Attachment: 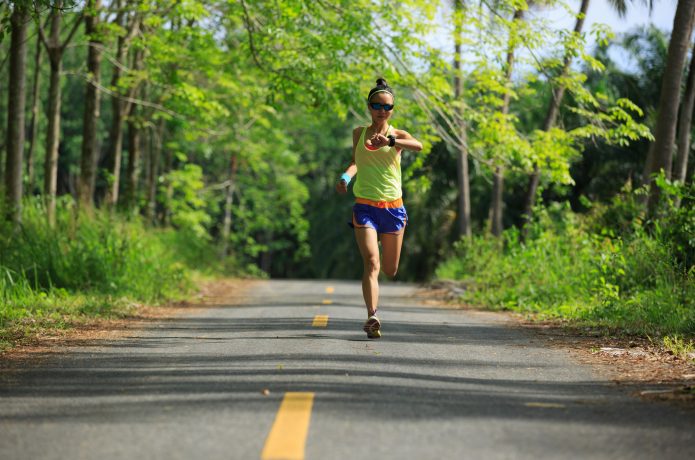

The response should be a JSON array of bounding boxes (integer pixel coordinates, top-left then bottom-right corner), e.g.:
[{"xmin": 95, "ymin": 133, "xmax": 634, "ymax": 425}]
[{"xmin": 336, "ymin": 127, "xmax": 361, "ymax": 194}]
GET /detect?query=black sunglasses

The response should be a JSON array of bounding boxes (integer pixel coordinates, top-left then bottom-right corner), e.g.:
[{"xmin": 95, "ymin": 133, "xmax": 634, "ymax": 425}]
[{"xmin": 369, "ymin": 102, "xmax": 394, "ymax": 111}]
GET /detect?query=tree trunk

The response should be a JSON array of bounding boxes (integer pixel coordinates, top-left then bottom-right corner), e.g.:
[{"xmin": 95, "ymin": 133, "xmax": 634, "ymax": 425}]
[
  {"xmin": 105, "ymin": 53, "xmax": 124, "ymax": 208},
  {"xmin": 490, "ymin": 167, "xmax": 504, "ymax": 236},
  {"xmin": 78, "ymin": 0, "xmax": 103, "ymax": 210},
  {"xmin": 43, "ymin": 8, "xmax": 64, "ymax": 225},
  {"xmin": 647, "ymin": 0, "xmax": 695, "ymax": 216},
  {"xmin": 103, "ymin": 30, "xmax": 126, "ymax": 208},
  {"xmin": 37, "ymin": 1, "xmax": 82, "ymax": 224},
  {"xmin": 26, "ymin": 31, "xmax": 42, "ymax": 195},
  {"xmin": 4, "ymin": 5, "xmax": 29, "ymax": 224},
  {"xmin": 161, "ymin": 134, "xmax": 173, "ymax": 226},
  {"xmin": 453, "ymin": 0, "xmax": 471, "ymax": 238},
  {"xmin": 104, "ymin": 3, "xmax": 139, "ymax": 209},
  {"xmin": 0, "ymin": 3, "xmax": 7, "ymax": 189},
  {"xmin": 260, "ymin": 230, "xmax": 273, "ymax": 274},
  {"xmin": 490, "ymin": 9, "xmax": 524, "ymax": 237},
  {"xmin": 125, "ymin": 98, "xmax": 141, "ymax": 212},
  {"xmin": 124, "ymin": 51, "xmax": 144, "ymax": 213},
  {"xmin": 220, "ymin": 153, "xmax": 238, "ymax": 259},
  {"xmin": 522, "ymin": 0, "xmax": 590, "ymax": 235},
  {"xmin": 673, "ymin": 42, "xmax": 695, "ymax": 206},
  {"xmin": 146, "ymin": 118, "xmax": 163, "ymax": 225}
]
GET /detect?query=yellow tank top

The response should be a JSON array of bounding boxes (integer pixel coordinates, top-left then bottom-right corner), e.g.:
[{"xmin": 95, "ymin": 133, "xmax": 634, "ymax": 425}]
[{"xmin": 353, "ymin": 125, "xmax": 402, "ymax": 202}]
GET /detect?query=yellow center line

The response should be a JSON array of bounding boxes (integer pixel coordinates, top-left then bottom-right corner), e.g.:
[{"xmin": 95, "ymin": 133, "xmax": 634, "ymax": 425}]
[
  {"xmin": 312, "ymin": 315, "xmax": 329, "ymax": 327},
  {"xmin": 524, "ymin": 402, "xmax": 566, "ymax": 409},
  {"xmin": 261, "ymin": 392, "xmax": 315, "ymax": 460},
  {"xmin": 321, "ymin": 299, "xmax": 333, "ymax": 305},
  {"xmin": 325, "ymin": 286, "xmax": 334, "ymax": 294}
]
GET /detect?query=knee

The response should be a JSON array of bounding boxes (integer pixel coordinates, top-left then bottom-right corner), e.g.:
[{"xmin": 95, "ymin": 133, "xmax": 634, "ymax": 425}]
[
  {"xmin": 382, "ymin": 264, "xmax": 398, "ymax": 279},
  {"xmin": 364, "ymin": 256, "xmax": 380, "ymax": 276}
]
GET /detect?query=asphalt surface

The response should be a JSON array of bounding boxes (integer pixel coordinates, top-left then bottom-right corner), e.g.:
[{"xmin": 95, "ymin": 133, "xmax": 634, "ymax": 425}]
[{"xmin": 1, "ymin": 279, "xmax": 693, "ymax": 459}]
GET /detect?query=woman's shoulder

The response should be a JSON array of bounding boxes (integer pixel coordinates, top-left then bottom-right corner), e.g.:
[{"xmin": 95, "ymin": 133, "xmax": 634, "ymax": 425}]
[
  {"xmin": 391, "ymin": 127, "xmax": 411, "ymax": 138},
  {"xmin": 352, "ymin": 126, "xmax": 365, "ymax": 140}
]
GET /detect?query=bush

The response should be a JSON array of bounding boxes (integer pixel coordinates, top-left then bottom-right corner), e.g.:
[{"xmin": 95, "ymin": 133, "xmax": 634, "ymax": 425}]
[
  {"xmin": 0, "ymin": 198, "xmax": 189, "ymax": 301},
  {"xmin": 436, "ymin": 197, "xmax": 694, "ymax": 336},
  {"xmin": 0, "ymin": 198, "xmax": 231, "ymax": 349}
]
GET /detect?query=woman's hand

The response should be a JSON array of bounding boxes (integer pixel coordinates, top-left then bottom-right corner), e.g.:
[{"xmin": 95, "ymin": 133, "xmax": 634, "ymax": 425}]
[
  {"xmin": 336, "ymin": 179, "xmax": 348, "ymax": 194},
  {"xmin": 370, "ymin": 133, "xmax": 389, "ymax": 148}
]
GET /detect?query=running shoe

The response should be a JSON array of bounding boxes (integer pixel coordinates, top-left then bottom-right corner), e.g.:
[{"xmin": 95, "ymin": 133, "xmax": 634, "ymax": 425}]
[{"xmin": 363, "ymin": 315, "xmax": 381, "ymax": 339}]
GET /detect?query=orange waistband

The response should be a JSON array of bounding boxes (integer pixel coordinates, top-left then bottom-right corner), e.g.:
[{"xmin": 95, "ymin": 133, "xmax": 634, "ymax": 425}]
[{"xmin": 355, "ymin": 197, "xmax": 404, "ymax": 208}]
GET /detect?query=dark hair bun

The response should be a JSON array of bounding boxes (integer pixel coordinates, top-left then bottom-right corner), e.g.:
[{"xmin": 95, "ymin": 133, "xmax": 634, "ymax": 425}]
[{"xmin": 367, "ymin": 77, "xmax": 395, "ymax": 102}]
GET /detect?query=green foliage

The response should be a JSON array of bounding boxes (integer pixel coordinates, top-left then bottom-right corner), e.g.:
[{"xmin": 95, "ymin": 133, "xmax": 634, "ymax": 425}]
[
  {"xmin": 436, "ymin": 199, "xmax": 694, "ymax": 336},
  {"xmin": 0, "ymin": 197, "xmax": 228, "ymax": 349},
  {"xmin": 588, "ymin": 174, "xmax": 695, "ymax": 269},
  {"xmin": 650, "ymin": 174, "xmax": 695, "ymax": 268},
  {"xmin": 662, "ymin": 335, "xmax": 695, "ymax": 361},
  {"xmin": 437, "ymin": 204, "xmax": 596, "ymax": 318},
  {"xmin": 0, "ymin": 198, "xmax": 191, "ymax": 300},
  {"xmin": 1, "ymin": 0, "xmax": 687, "ymax": 349},
  {"xmin": 161, "ymin": 163, "xmax": 212, "ymax": 240}
]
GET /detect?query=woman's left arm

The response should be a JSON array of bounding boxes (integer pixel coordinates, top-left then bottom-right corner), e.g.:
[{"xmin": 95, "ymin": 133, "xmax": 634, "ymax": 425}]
[{"xmin": 393, "ymin": 129, "xmax": 422, "ymax": 152}]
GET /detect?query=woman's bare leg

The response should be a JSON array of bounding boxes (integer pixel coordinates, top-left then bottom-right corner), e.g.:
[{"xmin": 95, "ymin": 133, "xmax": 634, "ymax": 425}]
[
  {"xmin": 354, "ymin": 227, "xmax": 380, "ymax": 317},
  {"xmin": 380, "ymin": 230, "xmax": 404, "ymax": 279}
]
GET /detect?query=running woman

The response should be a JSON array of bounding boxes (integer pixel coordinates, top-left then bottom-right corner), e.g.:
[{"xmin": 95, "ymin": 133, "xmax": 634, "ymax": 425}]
[{"xmin": 335, "ymin": 78, "xmax": 423, "ymax": 339}]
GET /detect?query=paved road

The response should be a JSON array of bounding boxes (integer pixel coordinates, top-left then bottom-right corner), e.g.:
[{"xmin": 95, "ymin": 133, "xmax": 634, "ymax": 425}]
[{"xmin": 1, "ymin": 280, "xmax": 693, "ymax": 459}]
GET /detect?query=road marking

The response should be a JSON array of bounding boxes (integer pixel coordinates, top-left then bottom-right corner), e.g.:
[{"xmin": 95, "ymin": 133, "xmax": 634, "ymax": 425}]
[
  {"xmin": 524, "ymin": 402, "xmax": 566, "ymax": 409},
  {"xmin": 321, "ymin": 299, "xmax": 333, "ymax": 305},
  {"xmin": 325, "ymin": 286, "xmax": 334, "ymax": 294},
  {"xmin": 261, "ymin": 392, "xmax": 315, "ymax": 460},
  {"xmin": 312, "ymin": 315, "xmax": 329, "ymax": 327}
]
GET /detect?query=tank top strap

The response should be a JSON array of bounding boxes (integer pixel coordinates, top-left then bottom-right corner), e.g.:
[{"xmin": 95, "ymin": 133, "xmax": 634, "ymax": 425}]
[{"xmin": 359, "ymin": 126, "xmax": 367, "ymax": 144}]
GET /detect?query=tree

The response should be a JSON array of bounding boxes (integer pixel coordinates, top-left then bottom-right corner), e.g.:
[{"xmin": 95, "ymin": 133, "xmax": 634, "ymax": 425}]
[
  {"xmin": 673, "ymin": 41, "xmax": 695, "ymax": 193},
  {"xmin": 645, "ymin": 0, "xmax": 695, "ymax": 216},
  {"xmin": 521, "ymin": 0, "xmax": 590, "ymax": 235},
  {"xmin": 0, "ymin": 4, "xmax": 8, "ymax": 186},
  {"xmin": 123, "ymin": 50, "xmax": 144, "ymax": 212},
  {"xmin": 145, "ymin": 117, "xmax": 163, "ymax": 224},
  {"xmin": 4, "ymin": 3, "xmax": 29, "ymax": 224},
  {"xmin": 36, "ymin": 0, "xmax": 83, "ymax": 224},
  {"xmin": 220, "ymin": 152, "xmax": 238, "ymax": 259},
  {"xmin": 78, "ymin": 0, "xmax": 102, "ymax": 210},
  {"xmin": 453, "ymin": 0, "xmax": 471, "ymax": 238},
  {"xmin": 26, "ymin": 27, "xmax": 42, "ymax": 194},
  {"xmin": 102, "ymin": 1, "xmax": 141, "ymax": 209},
  {"xmin": 490, "ymin": 8, "xmax": 525, "ymax": 237}
]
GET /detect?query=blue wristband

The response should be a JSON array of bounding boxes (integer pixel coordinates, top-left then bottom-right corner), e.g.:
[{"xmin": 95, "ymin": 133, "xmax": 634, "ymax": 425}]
[{"xmin": 340, "ymin": 173, "xmax": 352, "ymax": 185}]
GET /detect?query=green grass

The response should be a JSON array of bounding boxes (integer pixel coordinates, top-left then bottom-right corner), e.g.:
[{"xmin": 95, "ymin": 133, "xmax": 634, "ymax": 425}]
[
  {"xmin": 436, "ymin": 203, "xmax": 694, "ymax": 337},
  {"xmin": 662, "ymin": 335, "xmax": 695, "ymax": 361},
  {"xmin": 0, "ymin": 198, "xmax": 232, "ymax": 351}
]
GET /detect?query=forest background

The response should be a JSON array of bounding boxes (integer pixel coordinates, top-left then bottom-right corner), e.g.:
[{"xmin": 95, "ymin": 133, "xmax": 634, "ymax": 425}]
[{"xmin": 0, "ymin": 0, "xmax": 693, "ymax": 353}]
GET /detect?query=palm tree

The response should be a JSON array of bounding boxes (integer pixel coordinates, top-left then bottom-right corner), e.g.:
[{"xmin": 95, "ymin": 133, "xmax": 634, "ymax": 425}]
[
  {"xmin": 646, "ymin": 0, "xmax": 695, "ymax": 217},
  {"xmin": 674, "ymin": 43, "xmax": 695, "ymax": 195}
]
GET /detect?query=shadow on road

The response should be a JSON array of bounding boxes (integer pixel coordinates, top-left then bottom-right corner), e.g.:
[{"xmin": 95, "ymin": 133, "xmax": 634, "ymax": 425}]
[{"xmin": 2, "ymin": 312, "xmax": 692, "ymax": 431}]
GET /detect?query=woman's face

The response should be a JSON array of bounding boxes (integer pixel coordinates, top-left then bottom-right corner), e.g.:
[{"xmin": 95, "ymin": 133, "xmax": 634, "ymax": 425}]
[{"xmin": 368, "ymin": 92, "xmax": 394, "ymax": 123}]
